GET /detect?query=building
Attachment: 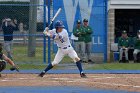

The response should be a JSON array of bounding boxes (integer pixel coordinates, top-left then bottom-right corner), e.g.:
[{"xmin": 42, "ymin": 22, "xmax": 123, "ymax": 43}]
[{"xmin": 108, "ymin": 0, "xmax": 140, "ymax": 61}]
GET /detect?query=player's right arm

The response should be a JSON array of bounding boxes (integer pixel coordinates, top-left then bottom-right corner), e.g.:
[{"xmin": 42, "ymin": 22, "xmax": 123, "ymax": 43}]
[
  {"xmin": 2, "ymin": 54, "xmax": 15, "ymax": 66},
  {"xmin": 43, "ymin": 27, "xmax": 50, "ymax": 36},
  {"xmin": 43, "ymin": 27, "xmax": 57, "ymax": 38}
]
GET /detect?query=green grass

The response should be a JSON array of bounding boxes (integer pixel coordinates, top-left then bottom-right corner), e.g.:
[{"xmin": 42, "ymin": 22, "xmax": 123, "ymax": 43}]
[
  {"xmin": 13, "ymin": 45, "xmax": 43, "ymax": 63},
  {"xmin": 4, "ymin": 45, "xmax": 73, "ymax": 64},
  {"xmin": 88, "ymin": 63, "xmax": 140, "ymax": 70}
]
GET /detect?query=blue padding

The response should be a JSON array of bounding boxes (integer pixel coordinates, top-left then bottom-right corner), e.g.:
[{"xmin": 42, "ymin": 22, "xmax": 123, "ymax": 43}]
[
  {"xmin": 2, "ymin": 70, "xmax": 140, "ymax": 74},
  {"xmin": 0, "ymin": 86, "xmax": 138, "ymax": 93}
]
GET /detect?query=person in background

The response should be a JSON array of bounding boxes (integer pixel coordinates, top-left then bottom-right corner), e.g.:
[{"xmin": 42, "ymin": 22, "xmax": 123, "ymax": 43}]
[
  {"xmin": 19, "ymin": 22, "xmax": 27, "ymax": 44},
  {"xmin": 82, "ymin": 19, "xmax": 94, "ymax": 63},
  {"xmin": 118, "ymin": 30, "xmax": 131, "ymax": 62},
  {"xmin": 1, "ymin": 18, "xmax": 18, "ymax": 60},
  {"xmin": 73, "ymin": 20, "xmax": 86, "ymax": 62}
]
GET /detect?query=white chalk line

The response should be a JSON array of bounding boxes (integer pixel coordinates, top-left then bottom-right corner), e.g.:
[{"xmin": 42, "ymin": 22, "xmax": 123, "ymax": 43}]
[
  {"xmin": 94, "ymin": 82, "xmax": 140, "ymax": 88},
  {"xmin": 47, "ymin": 77, "xmax": 140, "ymax": 88},
  {"xmin": 88, "ymin": 76, "xmax": 140, "ymax": 79}
]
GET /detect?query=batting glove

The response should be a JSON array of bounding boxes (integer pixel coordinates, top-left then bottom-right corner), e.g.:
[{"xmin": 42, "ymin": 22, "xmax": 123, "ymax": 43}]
[{"xmin": 43, "ymin": 27, "xmax": 51, "ymax": 36}]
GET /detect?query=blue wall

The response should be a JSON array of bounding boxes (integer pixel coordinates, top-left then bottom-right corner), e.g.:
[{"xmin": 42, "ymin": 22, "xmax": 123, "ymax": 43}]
[{"xmin": 53, "ymin": 0, "xmax": 106, "ymax": 53}]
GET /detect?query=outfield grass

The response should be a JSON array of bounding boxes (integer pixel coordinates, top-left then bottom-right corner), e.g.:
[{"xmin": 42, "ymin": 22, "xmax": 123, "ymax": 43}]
[{"xmin": 4, "ymin": 44, "xmax": 72, "ymax": 64}]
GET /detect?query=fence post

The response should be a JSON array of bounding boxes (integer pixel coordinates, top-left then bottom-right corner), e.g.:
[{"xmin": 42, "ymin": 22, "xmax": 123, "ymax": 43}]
[
  {"xmin": 48, "ymin": 0, "xmax": 51, "ymax": 64},
  {"xmin": 43, "ymin": 0, "xmax": 47, "ymax": 63}
]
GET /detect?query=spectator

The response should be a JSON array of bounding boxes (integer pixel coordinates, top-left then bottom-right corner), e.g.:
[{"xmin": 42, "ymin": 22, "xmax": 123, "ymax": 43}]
[
  {"xmin": 73, "ymin": 20, "xmax": 86, "ymax": 62},
  {"xmin": 118, "ymin": 30, "xmax": 131, "ymax": 62},
  {"xmin": 19, "ymin": 22, "xmax": 27, "ymax": 44},
  {"xmin": 82, "ymin": 19, "xmax": 93, "ymax": 63},
  {"xmin": 133, "ymin": 30, "xmax": 140, "ymax": 62},
  {"xmin": 1, "ymin": 18, "xmax": 18, "ymax": 60}
]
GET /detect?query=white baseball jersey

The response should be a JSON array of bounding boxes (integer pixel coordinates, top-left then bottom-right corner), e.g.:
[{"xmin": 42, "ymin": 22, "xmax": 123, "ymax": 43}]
[
  {"xmin": 50, "ymin": 28, "xmax": 71, "ymax": 48},
  {"xmin": 49, "ymin": 28, "xmax": 79, "ymax": 66}
]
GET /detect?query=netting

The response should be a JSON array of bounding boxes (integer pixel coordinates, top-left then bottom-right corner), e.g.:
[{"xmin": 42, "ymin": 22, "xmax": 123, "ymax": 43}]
[{"xmin": 0, "ymin": 0, "xmax": 46, "ymax": 65}]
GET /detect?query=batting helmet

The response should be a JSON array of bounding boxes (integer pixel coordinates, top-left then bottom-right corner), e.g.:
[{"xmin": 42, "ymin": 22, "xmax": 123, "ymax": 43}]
[{"xmin": 55, "ymin": 20, "xmax": 64, "ymax": 28}]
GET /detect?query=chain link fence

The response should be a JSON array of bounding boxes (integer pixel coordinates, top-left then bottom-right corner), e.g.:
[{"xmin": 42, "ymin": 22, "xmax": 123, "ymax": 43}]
[{"xmin": 0, "ymin": 0, "xmax": 48, "ymax": 65}]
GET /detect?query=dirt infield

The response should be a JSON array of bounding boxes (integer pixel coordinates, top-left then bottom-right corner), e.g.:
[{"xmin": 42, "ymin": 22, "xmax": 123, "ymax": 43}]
[{"xmin": 0, "ymin": 74, "xmax": 140, "ymax": 92}]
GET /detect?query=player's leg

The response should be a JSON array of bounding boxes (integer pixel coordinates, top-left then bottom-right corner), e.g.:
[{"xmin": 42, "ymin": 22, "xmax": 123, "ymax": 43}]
[
  {"xmin": 79, "ymin": 41, "xmax": 86, "ymax": 62},
  {"xmin": 39, "ymin": 49, "xmax": 65, "ymax": 77},
  {"xmin": 86, "ymin": 42, "xmax": 93, "ymax": 63},
  {"xmin": 119, "ymin": 48, "xmax": 123, "ymax": 62},
  {"xmin": 4, "ymin": 41, "xmax": 13, "ymax": 60},
  {"xmin": 74, "ymin": 42, "xmax": 81, "ymax": 59},
  {"xmin": 68, "ymin": 48, "xmax": 87, "ymax": 78},
  {"xmin": 133, "ymin": 49, "xmax": 139, "ymax": 62},
  {"xmin": 133, "ymin": 49, "xmax": 137, "ymax": 62},
  {"xmin": 9, "ymin": 41, "xmax": 13, "ymax": 60},
  {"xmin": 124, "ymin": 48, "xmax": 129, "ymax": 61}
]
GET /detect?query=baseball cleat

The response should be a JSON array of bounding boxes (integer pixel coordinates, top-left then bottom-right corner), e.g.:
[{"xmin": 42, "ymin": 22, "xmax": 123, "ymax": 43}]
[
  {"xmin": 38, "ymin": 72, "xmax": 45, "ymax": 77},
  {"xmin": 80, "ymin": 73, "xmax": 87, "ymax": 78}
]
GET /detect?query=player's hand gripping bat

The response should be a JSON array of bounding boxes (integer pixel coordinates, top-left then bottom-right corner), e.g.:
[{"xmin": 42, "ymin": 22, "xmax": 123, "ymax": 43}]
[{"xmin": 43, "ymin": 8, "xmax": 62, "ymax": 36}]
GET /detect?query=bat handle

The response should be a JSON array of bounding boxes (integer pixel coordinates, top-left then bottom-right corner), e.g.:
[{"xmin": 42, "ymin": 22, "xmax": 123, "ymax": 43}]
[{"xmin": 48, "ymin": 21, "xmax": 53, "ymax": 28}]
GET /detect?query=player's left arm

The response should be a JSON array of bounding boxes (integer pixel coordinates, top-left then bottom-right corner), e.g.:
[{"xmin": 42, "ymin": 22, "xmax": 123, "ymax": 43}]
[{"xmin": 43, "ymin": 27, "xmax": 60, "ymax": 39}]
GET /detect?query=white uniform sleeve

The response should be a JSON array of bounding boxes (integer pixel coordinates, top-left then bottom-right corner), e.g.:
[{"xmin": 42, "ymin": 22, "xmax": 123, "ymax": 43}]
[{"xmin": 48, "ymin": 29, "xmax": 58, "ymax": 39}]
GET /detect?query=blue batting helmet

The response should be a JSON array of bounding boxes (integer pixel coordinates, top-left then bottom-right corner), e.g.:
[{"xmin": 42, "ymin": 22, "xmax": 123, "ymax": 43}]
[{"xmin": 55, "ymin": 20, "xmax": 65, "ymax": 28}]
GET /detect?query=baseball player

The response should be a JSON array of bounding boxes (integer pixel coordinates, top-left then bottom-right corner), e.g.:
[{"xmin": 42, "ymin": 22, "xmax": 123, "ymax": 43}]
[
  {"xmin": 82, "ymin": 19, "xmax": 93, "ymax": 63},
  {"xmin": 0, "ymin": 43, "xmax": 19, "ymax": 77},
  {"xmin": 118, "ymin": 30, "xmax": 131, "ymax": 62},
  {"xmin": 39, "ymin": 20, "xmax": 87, "ymax": 78},
  {"xmin": 73, "ymin": 20, "xmax": 86, "ymax": 62}
]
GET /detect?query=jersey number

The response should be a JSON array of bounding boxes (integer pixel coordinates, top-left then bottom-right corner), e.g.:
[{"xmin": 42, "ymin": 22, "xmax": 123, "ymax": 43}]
[
  {"xmin": 60, "ymin": 39, "xmax": 64, "ymax": 43},
  {"xmin": 59, "ymin": 35, "xmax": 65, "ymax": 43}
]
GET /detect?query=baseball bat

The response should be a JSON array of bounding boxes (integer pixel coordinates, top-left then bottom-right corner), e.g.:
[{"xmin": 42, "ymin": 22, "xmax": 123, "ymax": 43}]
[
  {"xmin": 43, "ymin": 8, "xmax": 62, "ymax": 35},
  {"xmin": 48, "ymin": 8, "xmax": 62, "ymax": 27}
]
